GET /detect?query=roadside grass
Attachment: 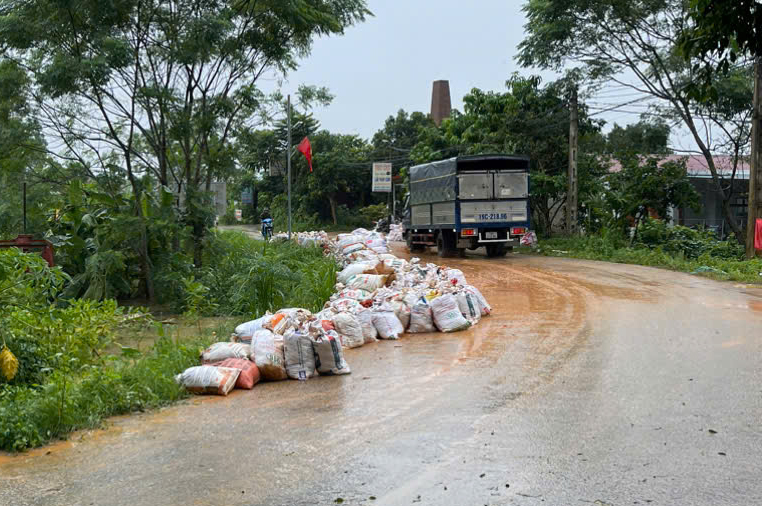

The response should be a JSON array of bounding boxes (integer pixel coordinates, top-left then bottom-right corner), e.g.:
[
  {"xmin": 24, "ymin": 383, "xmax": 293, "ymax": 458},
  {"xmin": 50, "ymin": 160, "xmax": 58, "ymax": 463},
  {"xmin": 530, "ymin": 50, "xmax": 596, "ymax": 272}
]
[
  {"xmin": 523, "ymin": 236, "xmax": 762, "ymax": 283},
  {"xmin": 0, "ymin": 329, "xmax": 215, "ymax": 452},
  {"xmin": 1, "ymin": 232, "xmax": 338, "ymax": 452}
]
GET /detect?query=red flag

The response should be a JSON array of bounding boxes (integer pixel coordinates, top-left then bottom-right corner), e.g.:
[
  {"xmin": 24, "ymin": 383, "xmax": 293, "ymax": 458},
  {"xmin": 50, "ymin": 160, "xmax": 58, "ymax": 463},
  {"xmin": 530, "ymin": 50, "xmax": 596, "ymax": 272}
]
[{"xmin": 297, "ymin": 137, "xmax": 313, "ymax": 172}]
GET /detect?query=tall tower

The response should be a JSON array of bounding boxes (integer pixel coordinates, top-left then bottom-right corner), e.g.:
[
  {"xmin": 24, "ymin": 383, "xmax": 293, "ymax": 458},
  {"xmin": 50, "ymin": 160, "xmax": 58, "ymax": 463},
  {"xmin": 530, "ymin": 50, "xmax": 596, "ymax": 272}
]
[{"xmin": 431, "ymin": 80, "xmax": 452, "ymax": 126}]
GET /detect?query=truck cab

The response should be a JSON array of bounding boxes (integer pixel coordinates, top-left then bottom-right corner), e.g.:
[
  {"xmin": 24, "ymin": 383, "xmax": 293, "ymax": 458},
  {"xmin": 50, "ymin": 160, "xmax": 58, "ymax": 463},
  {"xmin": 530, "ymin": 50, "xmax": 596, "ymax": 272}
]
[{"xmin": 402, "ymin": 154, "xmax": 530, "ymax": 258}]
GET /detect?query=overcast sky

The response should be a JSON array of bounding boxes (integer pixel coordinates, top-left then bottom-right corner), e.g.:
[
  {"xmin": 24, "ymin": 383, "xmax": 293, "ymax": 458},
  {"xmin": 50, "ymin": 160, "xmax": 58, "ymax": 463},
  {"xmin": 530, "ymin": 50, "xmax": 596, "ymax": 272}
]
[
  {"xmin": 267, "ymin": 0, "xmax": 558, "ymax": 140},
  {"xmin": 259, "ymin": 0, "xmax": 707, "ymax": 154}
]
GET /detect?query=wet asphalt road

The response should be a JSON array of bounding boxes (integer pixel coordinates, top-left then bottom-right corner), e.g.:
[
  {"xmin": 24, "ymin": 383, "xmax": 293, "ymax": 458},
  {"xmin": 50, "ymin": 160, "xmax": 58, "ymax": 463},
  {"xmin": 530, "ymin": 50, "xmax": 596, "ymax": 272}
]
[{"xmin": 1, "ymin": 246, "xmax": 761, "ymax": 506}]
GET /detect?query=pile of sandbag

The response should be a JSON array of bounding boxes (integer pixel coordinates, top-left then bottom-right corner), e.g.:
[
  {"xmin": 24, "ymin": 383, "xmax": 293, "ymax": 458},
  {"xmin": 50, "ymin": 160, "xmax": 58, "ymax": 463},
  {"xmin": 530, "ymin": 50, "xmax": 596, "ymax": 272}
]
[
  {"xmin": 387, "ymin": 223, "xmax": 404, "ymax": 242},
  {"xmin": 177, "ymin": 227, "xmax": 492, "ymax": 394}
]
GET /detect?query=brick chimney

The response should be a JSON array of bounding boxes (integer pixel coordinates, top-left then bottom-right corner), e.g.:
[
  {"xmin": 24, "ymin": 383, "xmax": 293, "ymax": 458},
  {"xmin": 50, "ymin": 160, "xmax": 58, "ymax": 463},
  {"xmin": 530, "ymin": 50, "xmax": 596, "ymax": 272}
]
[{"xmin": 430, "ymin": 80, "xmax": 452, "ymax": 126}]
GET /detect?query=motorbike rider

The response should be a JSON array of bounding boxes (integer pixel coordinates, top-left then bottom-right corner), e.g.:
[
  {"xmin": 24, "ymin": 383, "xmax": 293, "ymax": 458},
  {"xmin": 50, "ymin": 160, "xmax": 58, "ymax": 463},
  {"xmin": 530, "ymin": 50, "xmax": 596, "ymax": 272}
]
[{"xmin": 260, "ymin": 207, "xmax": 273, "ymax": 237}]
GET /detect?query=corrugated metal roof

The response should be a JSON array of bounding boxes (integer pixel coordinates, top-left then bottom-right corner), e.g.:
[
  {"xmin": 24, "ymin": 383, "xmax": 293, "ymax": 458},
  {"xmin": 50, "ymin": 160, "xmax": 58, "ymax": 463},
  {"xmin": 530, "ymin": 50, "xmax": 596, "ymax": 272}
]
[{"xmin": 606, "ymin": 155, "xmax": 750, "ymax": 180}]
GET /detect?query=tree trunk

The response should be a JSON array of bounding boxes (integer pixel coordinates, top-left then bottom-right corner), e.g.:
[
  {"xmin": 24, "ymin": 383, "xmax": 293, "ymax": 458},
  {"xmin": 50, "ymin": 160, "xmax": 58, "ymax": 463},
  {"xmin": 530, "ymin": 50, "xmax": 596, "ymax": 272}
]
[
  {"xmin": 140, "ymin": 222, "xmax": 155, "ymax": 301},
  {"xmin": 329, "ymin": 196, "xmax": 338, "ymax": 226},
  {"xmin": 680, "ymin": 108, "xmax": 744, "ymax": 243}
]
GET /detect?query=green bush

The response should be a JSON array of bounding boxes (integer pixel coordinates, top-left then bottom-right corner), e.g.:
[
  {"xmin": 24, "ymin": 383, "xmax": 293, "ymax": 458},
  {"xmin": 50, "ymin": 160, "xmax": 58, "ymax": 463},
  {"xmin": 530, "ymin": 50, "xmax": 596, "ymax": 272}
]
[
  {"xmin": 636, "ymin": 218, "xmax": 744, "ymax": 260},
  {"xmin": 359, "ymin": 203, "xmax": 389, "ymax": 225},
  {"xmin": 0, "ymin": 335, "xmax": 210, "ymax": 452},
  {"xmin": 533, "ymin": 220, "xmax": 758, "ymax": 283},
  {"xmin": 195, "ymin": 230, "xmax": 337, "ymax": 317}
]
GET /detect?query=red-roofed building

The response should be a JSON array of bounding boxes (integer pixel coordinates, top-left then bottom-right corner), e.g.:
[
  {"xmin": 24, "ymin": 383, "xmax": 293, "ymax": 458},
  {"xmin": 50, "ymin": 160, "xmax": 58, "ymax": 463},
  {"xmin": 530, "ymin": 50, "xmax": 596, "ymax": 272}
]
[{"xmin": 606, "ymin": 155, "xmax": 749, "ymax": 236}]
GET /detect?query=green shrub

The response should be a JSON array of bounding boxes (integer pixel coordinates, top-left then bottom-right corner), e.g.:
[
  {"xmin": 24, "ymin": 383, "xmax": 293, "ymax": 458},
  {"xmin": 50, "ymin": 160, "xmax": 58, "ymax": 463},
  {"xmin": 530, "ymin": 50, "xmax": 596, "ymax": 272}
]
[{"xmin": 0, "ymin": 335, "xmax": 210, "ymax": 452}]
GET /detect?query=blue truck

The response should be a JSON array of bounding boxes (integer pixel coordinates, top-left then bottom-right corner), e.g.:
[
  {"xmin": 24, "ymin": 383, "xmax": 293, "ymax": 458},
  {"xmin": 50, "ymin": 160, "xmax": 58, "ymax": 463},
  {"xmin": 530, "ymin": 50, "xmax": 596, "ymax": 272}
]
[{"xmin": 402, "ymin": 154, "xmax": 530, "ymax": 258}]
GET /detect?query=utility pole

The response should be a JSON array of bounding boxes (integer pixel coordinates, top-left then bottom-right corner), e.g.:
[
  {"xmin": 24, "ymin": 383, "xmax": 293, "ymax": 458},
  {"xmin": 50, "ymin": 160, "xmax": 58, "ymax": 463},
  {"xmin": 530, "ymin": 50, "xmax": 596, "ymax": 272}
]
[
  {"xmin": 746, "ymin": 58, "xmax": 762, "ymax": 258},
  {"xmin": 566, "ymin": 86, "xmax": 579, "ymax": 236},
  {"xmin": 287, "ymin": 94, "xmax": 292, "ymax": 241}
]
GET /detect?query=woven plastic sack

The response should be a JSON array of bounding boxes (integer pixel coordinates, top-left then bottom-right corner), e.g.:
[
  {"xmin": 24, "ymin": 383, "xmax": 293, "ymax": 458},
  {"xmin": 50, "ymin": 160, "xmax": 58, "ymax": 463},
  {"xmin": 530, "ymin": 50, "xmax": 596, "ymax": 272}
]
[
  {"xmin": 234, "ymin": 315, "xmax": 272, "ymax": 340},
  {"xmin": 372, "ymin": 309, "xmax": 404, "ymax": 340},
  {"xmin": 333, "ymin": 312, "xmax": 365, "ymax": 349},
  {"xmin": 338, "ymin": 262, "xmax": 377, "ymax": 284},
  {"xmin": 446, "ymin": 269, "xmax": 467, "ymax": 286},
  {"xmin": 356, "ymin": 309, "xmax": 378, "ymax": 343},
  {"xmin": 409, "ymin": 301, "xmax": 436, "ymax": 333},
  {"xmin": 175, "ymin": 366, "xmax": 240, "ymax": 396},
  {"xmin": 390, "ymin": 300, "xmax": 411, "ymax": 330},
  {"xmin": 201, "ymin": 342, "xmax": 251, "ymax": 364},
  {"xmin": 430, "ymin": 294, "xmax": 471, "ymax": 333},
  {"xmin": 252, "ymin": 329, "xmax": 288, "ymax": 381},
  {"xmin": 312, "ymin": 331, "xmax": 351, "ymax": 376},
  {"xmin": 337, "ymin": 288, "xmax": 371, "ymax": 300},
  {"xmin": 456, "ymin": 292, "xmax": 482, "ymax": 322},
  {"xmin": 284, "ymin": 330, "xmax": 316, "ymax": 381},
  {"xmin": 331, "ymin": 298, "xmax": 362, "ymax": 312},
  {"xmin": 343, "ymin": 243, "xmax": 366, "ymax": 255},
  {"xmin": 346, "ymin": 274, "xmax": 387, "ymax": 292},
  {"xmin": 210, "ymin": 358, "xmax": 260, "ymax": 390},
  {"xmin": 464, "ymin": 284, "xmax": 491, "ymax": 315}
]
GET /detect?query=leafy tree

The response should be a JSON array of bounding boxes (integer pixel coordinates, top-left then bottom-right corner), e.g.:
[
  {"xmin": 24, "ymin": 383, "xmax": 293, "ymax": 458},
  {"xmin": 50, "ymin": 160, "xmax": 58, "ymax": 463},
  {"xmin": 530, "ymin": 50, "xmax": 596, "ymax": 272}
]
[
  {"xmin": 603, "ymin": 156, "xmax": 701, "ymax": 235},
  {"xmin": 679, "ymin": 0, "xmax": 762, "ymax": 95},
  {"xmin": 301, "ymin": 131, "xmax": 372, "ymax": 225},
  {"xmin": 606, "ymin": 119, "xmax": 671, "ymax": 156},
  {"xmin": 518, "ymin": 0, "xmax": 752, "ymax": 243},
  {"xmin": 0, "ymin": 0, "xmax": 370, "ymax": 298},
  {"xmin": 0, "ymin": 61, "xmax": 50, "ymax": 238}
]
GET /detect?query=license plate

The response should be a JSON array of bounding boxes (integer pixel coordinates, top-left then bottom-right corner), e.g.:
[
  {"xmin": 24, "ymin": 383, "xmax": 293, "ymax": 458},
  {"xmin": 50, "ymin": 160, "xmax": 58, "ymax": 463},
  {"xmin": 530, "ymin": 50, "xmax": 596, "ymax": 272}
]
[{"xmin": 486, "ymin": 232, "xmax": 498, "ymax": 239}]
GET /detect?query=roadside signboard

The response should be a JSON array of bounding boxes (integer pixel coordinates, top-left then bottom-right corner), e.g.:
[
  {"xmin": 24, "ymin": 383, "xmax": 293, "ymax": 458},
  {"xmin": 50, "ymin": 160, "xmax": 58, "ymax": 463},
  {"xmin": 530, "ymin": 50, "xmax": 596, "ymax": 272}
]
[
  {"xmin": 235, "ymin": 209, "xmax": 243, "ymax": 221},
  {"xmin": 372, "ymin": 163, "xmax": 392, "ymax": 192}
]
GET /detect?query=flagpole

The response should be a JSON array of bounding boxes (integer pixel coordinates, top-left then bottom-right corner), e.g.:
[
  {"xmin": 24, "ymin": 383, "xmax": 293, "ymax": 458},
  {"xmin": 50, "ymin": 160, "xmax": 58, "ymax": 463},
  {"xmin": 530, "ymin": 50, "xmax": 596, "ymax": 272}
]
[{"xmin": 287, "ymin": 94, "xmax": 292, "ymax": 241}]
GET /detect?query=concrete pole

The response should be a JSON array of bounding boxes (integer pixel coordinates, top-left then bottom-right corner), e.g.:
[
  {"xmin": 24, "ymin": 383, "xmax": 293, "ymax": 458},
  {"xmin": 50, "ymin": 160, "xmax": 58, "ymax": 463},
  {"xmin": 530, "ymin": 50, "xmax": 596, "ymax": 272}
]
[
  {"xmin": 566, "ymin": 86, "xmax": 579, "ymax": 236},
  {"xmin": 746, "ymin": 58, "xmax": 762, "ymax": 258},
  {"xmin": 287, "ymin": 94, "xmax": 292, "ymax": 241}
]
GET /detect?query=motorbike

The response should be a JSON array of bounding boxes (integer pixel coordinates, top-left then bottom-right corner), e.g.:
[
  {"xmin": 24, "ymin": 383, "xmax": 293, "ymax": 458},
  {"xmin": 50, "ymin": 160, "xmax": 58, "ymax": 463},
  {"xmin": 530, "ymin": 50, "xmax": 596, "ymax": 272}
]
[{"xmin": 261, "ymin": 218, "xmax": 273, "ymax": 241}]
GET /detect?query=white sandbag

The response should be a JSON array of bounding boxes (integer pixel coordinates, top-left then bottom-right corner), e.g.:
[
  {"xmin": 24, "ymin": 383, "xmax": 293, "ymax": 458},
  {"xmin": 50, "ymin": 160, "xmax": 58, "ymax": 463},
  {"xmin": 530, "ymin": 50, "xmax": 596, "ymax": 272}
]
[
  {"xmin": 234, "ymin": 314, "xmax": 272, "ymax": 338},
  {"xmin": 372, "ymin": 309, "xmax": 404, "ymax": 340},
  {"xmin": 430, "ymin": 294, "xmax": 471, "ymax": 333},
  {"xmin": 390, "ymin": 300, "xmax": 411, "ymax": 330},
  {"xmin": 284, "ymin": 330, "xmax": 316, "ymax": 381},
  {"xmin": 378, "ymin": 254, "xmax": 397, "ymax": 261},
  {"xmin": 409, "ymin": 301, "xmax": 436, "ymax": 333},
  {"xmin": 338, "ymin": 235, "xmax": 363, "ymax": 248},
  {"xmin": 312, "ymin": 331, "xmax": 351, "ymax": 375},
  {"xmin": 346, "ymin": 274, "xmax": 387, "ymax": 292},
  {"xmin": 342, "ymin": 243, "xmax": 366, "ymax": 255},
  {"xmin": 276, "ymin": 308, "xmax": 313, "ymax": 324},
  {"xmin": 456, "ymin": 291, "xmax": 482, "ymax": 322},
  {"xmin": 356, "ymin": 309, "xmax": 378, "ymax": 343},
  {"xmin": 331, "ymin": 298, "xmax": 362, "ymax": 312},
  {"xmin": 337, "ymin": 288, "xmax": 371, "ymax": 300},
  {"xmin": 365, "ymin": 238, "xmax": 387, "ymax": 249},
  {"xmin": 370, "ymin": 246, "xmax": 390, "ymax": 254},
  {"xmin": 201, "ymin": 342, "xmax": 251, "ymax": 363},
  {"xmin": 332, "ymin": 312, "xmax": 365, "ymax": 349},
  {"xmin": 446, "ymin": 269, "xmax": 467, "ymax": 286},
  {"xmin": 464, "ymin": 284, "xmax": 491, "ymax": 315},
  {"xmin": 252, "ymin": 329, "xmax": 288, "ymax": 381},
  {"xmin": 337, "ymin": 262, "xmax": 377, "ymax": 284},
  {"xmin": 175, "ymin": 366, "xmax": 240, "ymax": 396}
]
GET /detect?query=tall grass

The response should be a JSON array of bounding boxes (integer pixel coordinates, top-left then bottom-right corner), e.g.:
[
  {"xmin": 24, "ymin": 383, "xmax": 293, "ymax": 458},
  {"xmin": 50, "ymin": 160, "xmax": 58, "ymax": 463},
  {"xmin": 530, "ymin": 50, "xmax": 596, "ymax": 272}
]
[
  {"xmin": 0, "ymin": 333, "xmax": 213, "ymax": 452},
  {"xmin": 197, "ymin": 230, "xmax": 337, "ymax": 317},
  {"xmin": 532, "ymin": 233, "xmax": 762, "ymax": 283}
]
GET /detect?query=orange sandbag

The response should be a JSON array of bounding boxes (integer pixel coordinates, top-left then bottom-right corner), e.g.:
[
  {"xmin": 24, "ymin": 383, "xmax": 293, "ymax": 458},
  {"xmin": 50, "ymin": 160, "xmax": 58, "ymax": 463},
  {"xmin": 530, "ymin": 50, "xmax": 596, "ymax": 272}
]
[{"xmin": 210, "ymin": 358, "xmax": 260, "ymax": 390}]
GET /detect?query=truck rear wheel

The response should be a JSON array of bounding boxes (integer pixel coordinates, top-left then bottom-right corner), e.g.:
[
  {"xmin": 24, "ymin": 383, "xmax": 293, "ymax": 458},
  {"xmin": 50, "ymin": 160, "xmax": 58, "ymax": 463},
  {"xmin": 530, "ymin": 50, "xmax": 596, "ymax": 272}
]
[
  {"xmin": 406, "ymin": 233, "xmax": 426, "ymax": 253},
  {"xmin": 486, "ymin": 244, "xmax": 507, "ymax": 258},
  {"xmin": 437, "ymin": 231, "xmax": 456, "ymax": 258}
]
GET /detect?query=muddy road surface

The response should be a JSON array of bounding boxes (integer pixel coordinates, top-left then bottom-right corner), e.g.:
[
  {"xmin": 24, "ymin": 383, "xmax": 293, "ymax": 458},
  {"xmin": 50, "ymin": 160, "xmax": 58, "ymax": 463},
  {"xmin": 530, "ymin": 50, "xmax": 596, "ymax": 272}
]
[{"xmin": 2, "ymin": 247, "xmax": 761, "ymax": 506}]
